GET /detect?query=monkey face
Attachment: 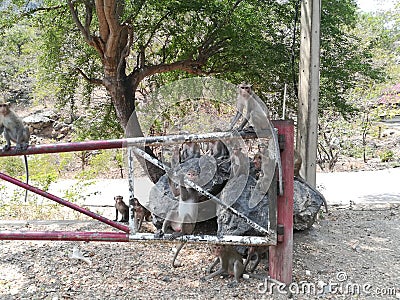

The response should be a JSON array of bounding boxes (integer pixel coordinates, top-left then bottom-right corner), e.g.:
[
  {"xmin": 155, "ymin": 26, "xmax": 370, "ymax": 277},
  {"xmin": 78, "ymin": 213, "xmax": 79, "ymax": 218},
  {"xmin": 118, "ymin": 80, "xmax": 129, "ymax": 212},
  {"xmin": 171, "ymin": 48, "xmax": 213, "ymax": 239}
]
[
  {"xmin": 0, "ymin": 103, "xmax": 9, "ymax": 115},
  {"xmin": 253, "ymin": 156, "xmax": 262, "ymax": 170},
  {"xmin": 114, "ymin": 196, "xmax": 123, "ymax": 202},
  {"xmin": 232, "ymin": 147, "xmax": 242, "ymax": 155},
  {"xmin": 211, "ymin": 245, "xmax": 223, "ymax": 256},
  {"xmin": 238, "ymin": 84, "xmax": 252, "ymax": 98},
  {"xmin": 185, "ymin": 169, "xmax": 199, "ymax": 181}
]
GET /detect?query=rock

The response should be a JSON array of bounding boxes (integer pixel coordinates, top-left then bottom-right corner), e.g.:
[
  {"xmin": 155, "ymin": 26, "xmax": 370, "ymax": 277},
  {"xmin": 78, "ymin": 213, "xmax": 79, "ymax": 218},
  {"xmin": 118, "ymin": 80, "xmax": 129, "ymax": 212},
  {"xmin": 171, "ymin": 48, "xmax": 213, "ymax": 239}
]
[
  {"xmin": 382, "ymin": 129, "xmax": 396, "ymax": 137},
  {"xmin": 23, "ymin": 110, "xmax": 58, "ymax": 132},
  {"xmin": 293, "ymin": 177, "xmax": 327, "ymax": 231},
  {"xmin": 149, "ymin": 157, "xmax": 227, "ymax": 231},
  {"xmin": 24, "ymin": 114, "xmax": 53, "ymax": 129},
  {"xmin": 53, "ymin": 121, "xmax": 65, "ymax": 131},
  {"xmin": 217, "ymin": 175, "xmax": 269, "ymax": 237}
]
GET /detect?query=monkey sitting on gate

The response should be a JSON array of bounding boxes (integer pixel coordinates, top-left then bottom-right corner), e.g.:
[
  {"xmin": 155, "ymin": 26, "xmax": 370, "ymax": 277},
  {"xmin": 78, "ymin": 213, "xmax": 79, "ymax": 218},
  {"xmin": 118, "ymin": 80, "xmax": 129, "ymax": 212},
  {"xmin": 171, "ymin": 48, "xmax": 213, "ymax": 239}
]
[
  {"xmin": 205, "ymin": 128, "xmax": 229, "ymax": 160},
  {"xmin": 0, "ymin": 101, "xmax": 30, "ymax": 201},
  {"xmin": 229, "ymin": 83, "xmax": 283, "ymax": 196},
  {"xmin": 0, "ymin": 101, "xmax": 30, "ymax": 151}
]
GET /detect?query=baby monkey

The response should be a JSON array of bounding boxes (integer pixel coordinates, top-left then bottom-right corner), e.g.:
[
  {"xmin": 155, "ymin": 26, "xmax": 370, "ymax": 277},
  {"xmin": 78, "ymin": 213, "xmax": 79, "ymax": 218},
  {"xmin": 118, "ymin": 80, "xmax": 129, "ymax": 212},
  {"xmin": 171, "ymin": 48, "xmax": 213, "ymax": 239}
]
[
  {"xmin": 133, "ymin": 197, "xmax": 151, "ymax": 231},
  {"xmin": 202, "ymin": 245, "xmax": 245, "ymax": 287},
  {"xmin": 229, "ymin": 144, "xmax": 248, "ymax": 178},
  {"xmin": 113, "ymin": 195, "xmax": 129, "ymax": 222}
]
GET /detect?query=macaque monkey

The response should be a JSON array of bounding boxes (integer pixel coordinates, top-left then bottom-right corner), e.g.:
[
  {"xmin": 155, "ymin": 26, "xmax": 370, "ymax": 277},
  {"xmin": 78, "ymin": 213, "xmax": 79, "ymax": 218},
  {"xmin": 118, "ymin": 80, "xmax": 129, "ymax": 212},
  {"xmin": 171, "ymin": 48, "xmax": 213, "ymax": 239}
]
[
  {"xmin": 162, "ymin": 168, "xmax": 201, "ymax": 267},
  {"xmin": 0, "ymin": 102, "xmax": 30, "ymax": 151},
  {"xmin": 0, "ymin": 101, "xmax": 30, "ymax": 201},
  {"xmin": 253, "ymin": 153, "xmax": 262, "ymax": 180},
  {"xmin": 229, "ymin": 144, "xmax": 248, "ymax": 178},
  {"xmin": 243, "ymin": 246, "xmax": 268, "ymax": 273},
  {"xmin": 229, "ymin": 83, "xmax": 257, "ymax": 131},
  {"xmin": 202, "ymin": 245, "xmax": 245, "ymax": 287},
  {"xmin": 294, "ymin": 149, "xmax": 302, "ymax": 177},
  {"xmin": 180, "ymin": 142, "xmax": 200, "ymax": 163},
  {"xmin": 249, "ymin": 142, "xmax": 276, "ymax": 208},
  {"xmin": 229, "ymin": 83, "xmax": 283, "ymax": 195},
  {"xmin": 256, "ymin": 142, "xmax": 274, "ymax": 185},
  {"xmin": 133, "ymin": 197, "xmax": 151, "ymax": 231},
  {"xmin": 113, "ymin": 195, "xmax": 129, "ymax": 222},
  {"xmin": 206, "ymin": 128, "xmax": 229, "ymax": 160}
]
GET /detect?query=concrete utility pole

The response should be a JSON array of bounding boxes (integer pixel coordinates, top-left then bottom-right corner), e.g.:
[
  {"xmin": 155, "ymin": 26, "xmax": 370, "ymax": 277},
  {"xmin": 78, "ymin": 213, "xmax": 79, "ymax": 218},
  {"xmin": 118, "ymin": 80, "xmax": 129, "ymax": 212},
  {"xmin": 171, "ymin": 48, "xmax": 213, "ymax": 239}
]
[{"xmin": 297, "ymin": 0, "xmax": 321, "ymax": 188}]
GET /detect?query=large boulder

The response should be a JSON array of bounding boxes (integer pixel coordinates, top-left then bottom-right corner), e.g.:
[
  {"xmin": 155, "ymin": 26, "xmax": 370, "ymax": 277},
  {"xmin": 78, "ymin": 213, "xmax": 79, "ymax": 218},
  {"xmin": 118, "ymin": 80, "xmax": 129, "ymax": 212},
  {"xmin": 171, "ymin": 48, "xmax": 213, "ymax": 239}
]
[
  {"xmin": 293, "ymin": 177, "xmax": 328, "ymax": 231},
  {"xmin": 149, "ymin": 157, "xmax": 228, "ymax": 233},
  {"xmin": 217, "ymin": 174, "xmax": 270, "ymax": 236}
]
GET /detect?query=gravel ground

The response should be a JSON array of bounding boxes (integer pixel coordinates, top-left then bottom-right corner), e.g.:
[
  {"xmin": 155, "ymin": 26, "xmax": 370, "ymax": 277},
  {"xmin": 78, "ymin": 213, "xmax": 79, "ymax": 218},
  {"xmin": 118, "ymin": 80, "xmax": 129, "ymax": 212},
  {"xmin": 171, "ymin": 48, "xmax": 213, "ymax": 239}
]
[{"xmin": 1, "ymin": 204, "xmax": 399, "ymax": 300}]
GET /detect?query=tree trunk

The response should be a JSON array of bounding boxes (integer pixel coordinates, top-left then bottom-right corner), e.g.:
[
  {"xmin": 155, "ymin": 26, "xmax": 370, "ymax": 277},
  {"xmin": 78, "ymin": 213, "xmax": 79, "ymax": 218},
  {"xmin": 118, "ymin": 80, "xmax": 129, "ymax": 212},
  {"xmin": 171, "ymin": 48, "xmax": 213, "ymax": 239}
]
[
  {"xmin": 104, "ymin": 68, "xmax": 165, "ymax": 183},
  {"xmin": 68, "ymin": 0, "xmax": 221, "ymax": 183}
]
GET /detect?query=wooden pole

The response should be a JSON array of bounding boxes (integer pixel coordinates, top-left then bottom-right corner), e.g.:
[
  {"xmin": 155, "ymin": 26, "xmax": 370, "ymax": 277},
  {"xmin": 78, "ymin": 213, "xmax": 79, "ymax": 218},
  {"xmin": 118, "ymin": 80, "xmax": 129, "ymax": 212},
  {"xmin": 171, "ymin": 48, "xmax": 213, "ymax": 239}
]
[
  {"xmin": 297, "ymin": 0, "xmax": 321, "ymax": 188},
  {"xmin": 269, "ymin": 120, "xmax": 294, "ymax": 284}
]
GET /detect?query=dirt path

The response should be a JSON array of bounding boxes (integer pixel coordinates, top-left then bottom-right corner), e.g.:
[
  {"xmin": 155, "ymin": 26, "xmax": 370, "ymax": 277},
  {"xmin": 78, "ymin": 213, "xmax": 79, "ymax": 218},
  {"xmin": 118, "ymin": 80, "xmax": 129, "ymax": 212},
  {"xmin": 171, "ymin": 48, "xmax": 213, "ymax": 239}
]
[{"xmin": 1, "ymin": 205, "xmax": 399, "ymax": 299}]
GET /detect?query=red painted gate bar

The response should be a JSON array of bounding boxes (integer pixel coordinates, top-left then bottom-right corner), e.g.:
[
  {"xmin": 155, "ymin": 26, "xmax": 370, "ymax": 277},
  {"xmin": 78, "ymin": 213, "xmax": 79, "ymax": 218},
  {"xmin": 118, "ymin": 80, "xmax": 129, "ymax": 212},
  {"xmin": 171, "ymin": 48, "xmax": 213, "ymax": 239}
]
[
  {"xmin": 0, "ymin": 172, "xmax": 130, "ymax": 233},
  {"xmin": 269, "ymin": 120, "xmax": 294, "ymax": 284},
  {"xmin": 0, "ymin": 231, "xmax": 129, "ymax": 242},
  {"xmin": 0, "ymin": 139, "xmax": 124, "ymax": 157}
]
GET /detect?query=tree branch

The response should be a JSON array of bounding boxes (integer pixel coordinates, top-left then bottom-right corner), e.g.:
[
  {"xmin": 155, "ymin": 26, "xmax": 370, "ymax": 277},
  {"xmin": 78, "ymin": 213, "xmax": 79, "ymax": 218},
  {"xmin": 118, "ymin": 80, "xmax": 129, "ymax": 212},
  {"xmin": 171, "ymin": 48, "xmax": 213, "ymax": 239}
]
[
  {"xmin": 75, "ymin": 68, "xmax": 103, "ymax": 85},
  {"xmin": 21, "ymin": 3, "xmax": 66, "ymax": 16},
  {"xmin": 103, "ymin": 0, "xmax": 119, "ymax": 35},
  {"xmin": 95, "ymin": 0, "xmax": 109, "ymax": 43},
  {"xmin": 138, "ymin": 59, "xmax": 206, "ymax": 82},
  {"xmin": 117, "ymin": 24, "xmax": 134, "ymax": 75},
  {"xmin": 144, "ymin": 12, "xmax": 170, "ymax": 49},
  {"xmin": 83, "ymin": 0, "xmax": 93, "ymax": 34},
  {"xmin": 68, "ymin": 0, "xmax": 105, "ymax": 59},
  {"xmin": 67, "ymin": 0, "xmax": 90, "ymax": 42}
]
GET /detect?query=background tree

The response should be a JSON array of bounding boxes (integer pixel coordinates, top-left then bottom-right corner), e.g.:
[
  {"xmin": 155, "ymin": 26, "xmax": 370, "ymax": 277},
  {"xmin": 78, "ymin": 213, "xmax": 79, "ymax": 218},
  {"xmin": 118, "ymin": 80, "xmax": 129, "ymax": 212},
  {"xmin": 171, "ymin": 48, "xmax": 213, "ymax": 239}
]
[
  {"xmin": 317, "ymin": 2, "xmax": 400, "ymax": 170},
  {"xmin": 1, "ymin": 0, "xmax": 395, "ymax": 175}
]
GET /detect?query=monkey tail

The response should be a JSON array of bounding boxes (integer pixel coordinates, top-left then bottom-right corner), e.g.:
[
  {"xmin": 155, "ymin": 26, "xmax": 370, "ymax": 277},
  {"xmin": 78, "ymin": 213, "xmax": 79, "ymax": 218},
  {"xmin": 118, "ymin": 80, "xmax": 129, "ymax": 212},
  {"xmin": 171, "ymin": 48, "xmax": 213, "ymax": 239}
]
[
  {"xmin": 23, "ymin": 155, "xmax": 29, "ymax": 202},
  {"xmin": 172, "ymin": 242, "xmax": 186, "ymax": 268}
]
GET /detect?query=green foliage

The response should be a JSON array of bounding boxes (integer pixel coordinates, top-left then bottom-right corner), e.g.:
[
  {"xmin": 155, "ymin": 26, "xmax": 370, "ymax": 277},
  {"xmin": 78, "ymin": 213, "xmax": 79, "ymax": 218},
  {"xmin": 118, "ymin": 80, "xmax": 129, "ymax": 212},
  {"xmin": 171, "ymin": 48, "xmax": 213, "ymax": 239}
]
[
  {"xmin": 28, "ymin": 154, "xmax": 59, "ymax": 191},
  {"xmin": 0, "ymin": 157, "xmax": 25, "ymax": 178},
  {"xmin": 0, "ymin": 182, "xmax": 86, "ymax": 220},
  {"xmin": 73, "ymin": 101, "xmax": 124, "ymax": 141},
  {"xmin": 61, "ymin": 180, "xmax": 97, "ymax": 205},
  {"xmin": 0, "ymin": 22, "xmax": 38, "ymax": 102},
  {"xmin": 0, "ymin": 0, "xmax": 398, "ymax": 144},
  {"xmin": 317, "ymin": 111, "xmax": 353, "ymax": 170},
  {"xmin": 0, "ymin": 192, "xmax": 87, "ymax": 220},
  {"xmin": 319, "ymin": 0, "xmax": 386, "ymax": 116},
  {"xmin": 378, "ymin": 149, "xmax": 394, "ymax": 162},
  {"xmin": 76, "ymin": 150, "xmax": 117, "ymax": 179}
]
